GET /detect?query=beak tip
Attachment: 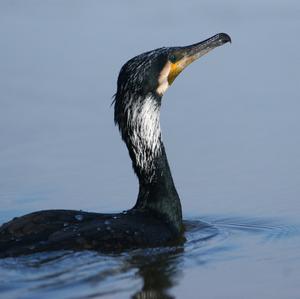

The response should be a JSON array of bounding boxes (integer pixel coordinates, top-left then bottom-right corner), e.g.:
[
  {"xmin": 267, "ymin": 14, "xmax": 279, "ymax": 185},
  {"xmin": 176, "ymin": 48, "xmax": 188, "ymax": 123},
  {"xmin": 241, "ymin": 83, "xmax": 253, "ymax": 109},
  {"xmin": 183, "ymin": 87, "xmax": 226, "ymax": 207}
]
[{"xmin": 219, "ymin": 32, "xmax": 232, "ymax": 44}]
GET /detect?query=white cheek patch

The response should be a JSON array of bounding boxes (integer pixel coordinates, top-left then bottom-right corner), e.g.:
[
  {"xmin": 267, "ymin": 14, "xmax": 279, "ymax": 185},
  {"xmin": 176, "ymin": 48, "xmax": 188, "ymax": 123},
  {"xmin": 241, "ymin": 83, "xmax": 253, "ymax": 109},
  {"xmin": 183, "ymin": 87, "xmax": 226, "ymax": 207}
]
[{"xmin": 156, "ymin": 62, "xmax": 171, "ymax": 95}]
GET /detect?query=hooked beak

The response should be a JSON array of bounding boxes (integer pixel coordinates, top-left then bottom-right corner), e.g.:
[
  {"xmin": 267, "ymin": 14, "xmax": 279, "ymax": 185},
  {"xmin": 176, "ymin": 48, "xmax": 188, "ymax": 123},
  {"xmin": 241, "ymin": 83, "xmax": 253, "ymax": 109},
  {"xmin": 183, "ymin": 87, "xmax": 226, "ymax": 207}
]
[{"xmin": 168, "ymin": 33, "xmax": 231, "ymax": 85}]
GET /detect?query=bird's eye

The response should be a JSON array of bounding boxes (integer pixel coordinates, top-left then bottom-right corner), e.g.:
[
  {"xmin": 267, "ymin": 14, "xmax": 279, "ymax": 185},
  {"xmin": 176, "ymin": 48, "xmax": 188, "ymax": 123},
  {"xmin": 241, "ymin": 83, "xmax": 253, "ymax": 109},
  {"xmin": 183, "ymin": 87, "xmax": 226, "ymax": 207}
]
[{"xmin": 169, "ymin": 54, "xmax": 177, "ymax": 63}]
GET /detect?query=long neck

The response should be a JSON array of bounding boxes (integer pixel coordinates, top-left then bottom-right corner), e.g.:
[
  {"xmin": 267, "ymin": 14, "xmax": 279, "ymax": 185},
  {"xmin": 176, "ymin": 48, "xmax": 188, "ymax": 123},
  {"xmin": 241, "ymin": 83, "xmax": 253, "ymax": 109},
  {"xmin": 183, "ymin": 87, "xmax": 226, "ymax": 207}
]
[
  {"xmin": 115, "ymin": 93, "xmax": 183, "ymax": 233},
  {"xmin": 134, "ymin": 141, "xmax": 183, "ymax": 233}
]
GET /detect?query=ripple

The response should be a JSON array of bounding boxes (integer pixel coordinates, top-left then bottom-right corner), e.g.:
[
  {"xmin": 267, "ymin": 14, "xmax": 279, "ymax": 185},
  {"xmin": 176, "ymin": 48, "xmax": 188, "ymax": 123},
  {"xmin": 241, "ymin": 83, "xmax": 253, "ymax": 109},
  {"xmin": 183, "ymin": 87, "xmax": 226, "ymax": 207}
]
[
  {"xmin": 200, "ymin": 215, "xmax": 300, "ymax": 241},
  {"xmin": 181, "ymin": 215, "xmax": 300, "ymax": 266}
]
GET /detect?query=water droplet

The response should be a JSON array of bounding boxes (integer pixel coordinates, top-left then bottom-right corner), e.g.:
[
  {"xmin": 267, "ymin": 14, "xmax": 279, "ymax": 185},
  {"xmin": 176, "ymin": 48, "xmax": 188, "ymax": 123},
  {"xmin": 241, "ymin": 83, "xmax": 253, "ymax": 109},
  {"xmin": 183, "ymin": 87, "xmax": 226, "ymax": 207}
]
[
  {"xmin": 77, "ymin": 233, "xmax": 81, "ymax": 237},
  {"xmin": 113, "ymin": 216, "xmax": 118, "ymax": 219},
  {"xmin": 104, "ymin": 220, "xmax": 110, "ymax": 225},
  {"xmin": 106, "ymin": 226, "xmax": 111, "ymax": 231},
  {"xmin": 63, "ymin": 222, "xmax": 69, "ymax": 227},
  {"xmin": 75, "ymin": 214, "xmax": 83, "ymax": 221},
  {"xmin": 122, "ymin": 210, "xmax": 128, "ymax": 215},
  {"xmin": 126, "ymin": 230, "xmax": 130, "ymax": 234},
  {"xmin": 29, "ymin": 245, "xmax": 35, "ymax": 250},
  {"xmin": 97, "ymin": 227, "xmax": 101, "ymax": 231}
]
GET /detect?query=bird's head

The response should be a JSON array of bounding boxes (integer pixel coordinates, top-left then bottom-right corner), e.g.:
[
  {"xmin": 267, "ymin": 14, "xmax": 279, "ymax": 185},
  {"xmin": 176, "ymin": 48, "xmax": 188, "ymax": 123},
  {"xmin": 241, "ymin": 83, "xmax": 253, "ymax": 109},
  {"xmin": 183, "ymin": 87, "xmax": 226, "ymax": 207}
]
[{"xmin": 115, "ymin": 32, "xmax": 231, "ymax": 104}]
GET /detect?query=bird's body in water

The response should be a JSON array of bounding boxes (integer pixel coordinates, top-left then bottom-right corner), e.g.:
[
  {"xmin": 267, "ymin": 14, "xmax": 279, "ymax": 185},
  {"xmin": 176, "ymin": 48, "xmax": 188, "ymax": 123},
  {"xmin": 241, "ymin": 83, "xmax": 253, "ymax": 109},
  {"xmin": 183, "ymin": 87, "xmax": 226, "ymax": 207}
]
[{"xmin": 0, "ymin": 33, "xmax": 231, "ymax": 258}]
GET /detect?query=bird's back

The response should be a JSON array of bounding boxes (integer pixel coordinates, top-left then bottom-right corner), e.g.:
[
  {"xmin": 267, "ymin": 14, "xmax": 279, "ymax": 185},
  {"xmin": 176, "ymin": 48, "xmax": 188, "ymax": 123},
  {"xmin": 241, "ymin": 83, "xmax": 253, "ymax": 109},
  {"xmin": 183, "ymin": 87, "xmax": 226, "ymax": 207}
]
[{"xmin": 0, "ymin": 209, "xmax": 179, "ymax": 258}]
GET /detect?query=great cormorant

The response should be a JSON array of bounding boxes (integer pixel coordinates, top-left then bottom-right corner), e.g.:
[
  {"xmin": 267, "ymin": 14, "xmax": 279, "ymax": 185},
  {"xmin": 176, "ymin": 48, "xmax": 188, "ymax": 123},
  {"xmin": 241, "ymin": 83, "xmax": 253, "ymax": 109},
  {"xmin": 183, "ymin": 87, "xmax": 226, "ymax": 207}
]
[{"xmin": 0, "ymin": 33, "xmax": 231, "ymax": 257}]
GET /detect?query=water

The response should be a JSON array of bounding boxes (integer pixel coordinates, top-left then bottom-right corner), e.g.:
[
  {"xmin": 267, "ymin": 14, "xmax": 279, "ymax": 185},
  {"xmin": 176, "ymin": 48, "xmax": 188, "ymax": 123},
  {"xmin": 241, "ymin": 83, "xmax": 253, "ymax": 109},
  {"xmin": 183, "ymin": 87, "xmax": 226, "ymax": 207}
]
[
  {"xmin": 1, "ymin": 217, "xmax": 299, "ymax": 298},
  {"xmin": 1, "ymin": 0, "xmax": 300, "ymax": 298}
]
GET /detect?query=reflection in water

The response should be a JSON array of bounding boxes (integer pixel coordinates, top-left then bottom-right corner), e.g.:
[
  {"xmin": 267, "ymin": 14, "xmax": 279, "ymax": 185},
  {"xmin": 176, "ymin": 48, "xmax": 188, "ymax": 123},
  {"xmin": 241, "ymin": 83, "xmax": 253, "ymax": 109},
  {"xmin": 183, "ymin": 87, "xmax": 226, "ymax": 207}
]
[
  {"xmin": 0, "ymin": 215, "xmax": 299, "ymax": 299},
  {"xmin": 130, "ymin": 248, "xmax": 183, "ymax": 299},
  {"xmin": 0, "ymin": 245, "xmax": 183, "ymax": 299}
]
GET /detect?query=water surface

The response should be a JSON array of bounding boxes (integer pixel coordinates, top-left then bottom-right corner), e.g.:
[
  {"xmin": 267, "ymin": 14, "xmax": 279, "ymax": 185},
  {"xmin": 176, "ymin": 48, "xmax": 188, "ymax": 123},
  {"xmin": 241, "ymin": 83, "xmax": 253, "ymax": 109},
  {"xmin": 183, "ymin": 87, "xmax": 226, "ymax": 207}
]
[{"xmin": 1, "ymin": 1, "xmax": 300, "ymax": 298}]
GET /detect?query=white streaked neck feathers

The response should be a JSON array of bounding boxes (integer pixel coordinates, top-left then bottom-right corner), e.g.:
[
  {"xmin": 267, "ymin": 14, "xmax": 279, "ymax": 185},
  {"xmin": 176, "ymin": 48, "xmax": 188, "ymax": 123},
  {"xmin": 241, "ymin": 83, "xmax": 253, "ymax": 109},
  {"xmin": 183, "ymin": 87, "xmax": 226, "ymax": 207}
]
[{"xmin": 125, "ymin": 95, "xmax": 161, "ymax": 178}]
